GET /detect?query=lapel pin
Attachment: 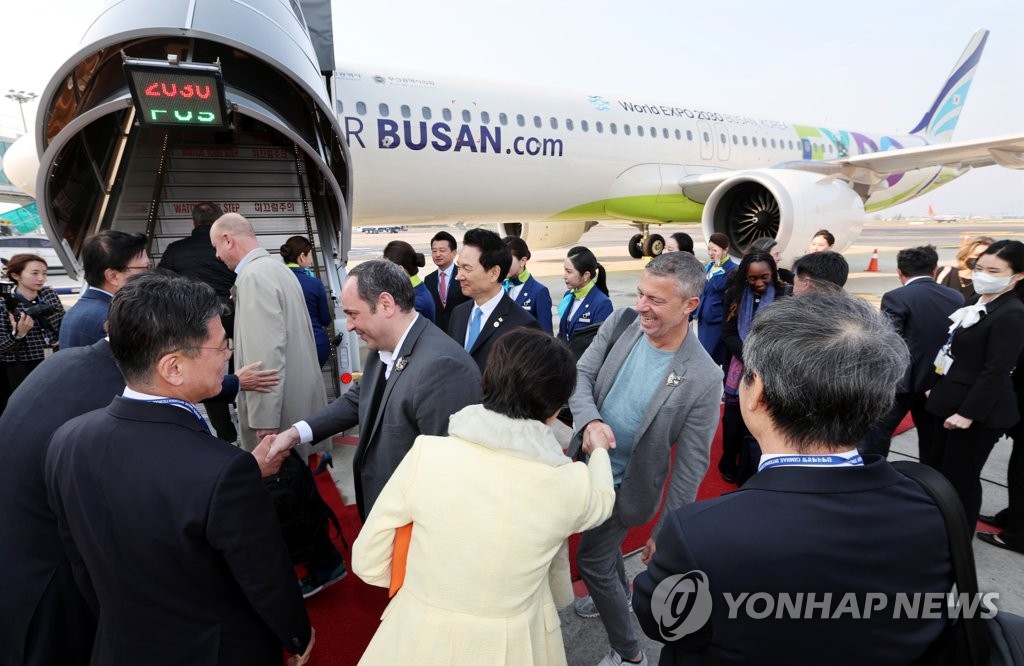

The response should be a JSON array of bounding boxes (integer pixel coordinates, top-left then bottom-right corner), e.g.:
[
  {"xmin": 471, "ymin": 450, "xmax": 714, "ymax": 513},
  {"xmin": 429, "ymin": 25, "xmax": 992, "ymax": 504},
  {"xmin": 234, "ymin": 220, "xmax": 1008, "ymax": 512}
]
[
  {"xmin": 394, "ymin": 357, "xmax": 408, "ymax": 372},
  {"xmin": 666, "ymin": 372, "xmax": 683, "ymax": 387}
]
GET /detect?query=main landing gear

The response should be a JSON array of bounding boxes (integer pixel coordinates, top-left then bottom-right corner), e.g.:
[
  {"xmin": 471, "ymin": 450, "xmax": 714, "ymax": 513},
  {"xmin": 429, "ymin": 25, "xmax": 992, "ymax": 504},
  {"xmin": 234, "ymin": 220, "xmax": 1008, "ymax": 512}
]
[{"xmin": 627, "ymin": 224, "xmax": 665, "ymax": 259}]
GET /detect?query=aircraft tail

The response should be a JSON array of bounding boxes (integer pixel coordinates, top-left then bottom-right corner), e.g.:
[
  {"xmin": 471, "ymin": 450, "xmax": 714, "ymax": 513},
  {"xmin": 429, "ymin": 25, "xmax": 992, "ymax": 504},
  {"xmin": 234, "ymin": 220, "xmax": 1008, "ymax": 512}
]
[{"xmin": 909, "ymin": 29, "xmax": 989, "ymax": 143}]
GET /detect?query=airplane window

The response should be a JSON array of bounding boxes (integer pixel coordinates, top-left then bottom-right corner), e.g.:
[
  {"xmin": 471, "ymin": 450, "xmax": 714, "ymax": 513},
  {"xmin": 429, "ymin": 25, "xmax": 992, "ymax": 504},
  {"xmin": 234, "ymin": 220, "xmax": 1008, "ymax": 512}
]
[
  {"xmin": 422, "ymin": 106, "xmax": 432, "ymax": 120},
  {"xmin": 517, "ymin": 114, "xmax": 525, "ymax": 127},
  {"xmin": 462, "ymin": 110, "xmax": 472, "ymax": 122},
  {"xmin": 533, "ymin": 116, "xmax": 542, "ymax": 128},
  {"xmin": 596, "ymin": 121, "xmax": 604, "ymax": 133},
  {"xmin": 761, "ymin": 138, "xmax": 767, "ymax": 147},
  {"xmin": 770, "ymin": 138, "xmax": 776, "ymax": 148},
  {"xmin": 499, "ymin": 113, "xmax": 508, "ymax": 125},
  {"xmin": 637, "ymin": 126, "xmax": 644, "ymax": 137},
  {"xmin": 379, "ymin": 103, "xmax": 390, "ymax": 117},
  {"xmin": 720, "ymin": 133, "xmax": 726, "ymax": 144},
  {"xmin": 566, "ymin": 118, "xmax": 574, "ymax": 131},
  {"xmin": 788, "ymin": 140, "xmax": 794, "ymax": 149},
  {"xmin": 401, "ymin": 105, "xmax": 411, "ymax": 119},
  {"xmin": 651, "ymin": 126, "xmax": 657, "ymax": 138},
  {"xmin": 686, "ymin": 130, "xmax": 693, "ymax": 141},
  {"xmin": 732, "ymin": 135, "xmax": 738, "ymax": 145},
  {"xmin": 581, "ymin": 120, "xmax": 589, "ymax": 132},
  {"xmin": 743, "ymin": 136, "xmax": 748, "ymax": 146},
  {"xmin": 481, "ymin": 111, "xmax": 490, "ymax": 124},
  {"xmin": 663, "ymin": 128, "xmax": 670, "ymax": 139},
  {"xmin": 702, "ymin": 132, "xmax": 710, "ymax": 143},
  {"xmin": 674, "ymin": 129, "xmax": 681, "ymax": 140},
  {"xmin": 443, "ymin": 108, "xmax": 453, "ymax": 121},
  {"xmin": 356, "ymin": 101, "xmax": 367, "ymax": 115},
  {"xmin": 827, "ymin": 144, "xmax": 833, "ymax": 153},
  {"xmin": 335, "ymin": 99, "xmax": 344, "ymax": 114},
  {"xmin": 610, "ymin": 123, "xmax": 618, "ymax": 135},
  {"xmin": 624, "ymin": 125, "xmax": 632, "ymax": 136},
  {"xmin": 550, "ymin": 117, "xmax": 558, "ymax": 129}
]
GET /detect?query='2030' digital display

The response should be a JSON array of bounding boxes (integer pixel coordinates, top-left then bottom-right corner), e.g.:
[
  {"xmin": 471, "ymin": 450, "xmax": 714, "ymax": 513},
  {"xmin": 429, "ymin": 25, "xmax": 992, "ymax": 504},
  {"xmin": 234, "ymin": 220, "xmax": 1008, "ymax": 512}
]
[{"xmin": 127, "ymin": 66, "xmax": 227, "ymax": 128}]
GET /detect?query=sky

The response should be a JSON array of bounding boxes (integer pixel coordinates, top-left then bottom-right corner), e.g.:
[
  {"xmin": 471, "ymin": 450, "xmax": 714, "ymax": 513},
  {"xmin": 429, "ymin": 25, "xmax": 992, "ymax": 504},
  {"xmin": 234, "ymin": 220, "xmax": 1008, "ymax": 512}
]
[{"xmin": 1, "ymin": 0, "xmax": 1022, "ymax": 216}]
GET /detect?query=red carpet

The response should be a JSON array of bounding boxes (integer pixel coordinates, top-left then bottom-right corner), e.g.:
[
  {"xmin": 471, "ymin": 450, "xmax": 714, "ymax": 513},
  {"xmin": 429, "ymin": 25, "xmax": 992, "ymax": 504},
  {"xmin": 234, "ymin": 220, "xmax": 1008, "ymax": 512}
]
[
  {"xmin": 297, "ymin": 459, "xmax": 388, "ymax": 666},
  {"xmin": 302, "ymin": 412, "xmax": 922, "ymax": 664}
]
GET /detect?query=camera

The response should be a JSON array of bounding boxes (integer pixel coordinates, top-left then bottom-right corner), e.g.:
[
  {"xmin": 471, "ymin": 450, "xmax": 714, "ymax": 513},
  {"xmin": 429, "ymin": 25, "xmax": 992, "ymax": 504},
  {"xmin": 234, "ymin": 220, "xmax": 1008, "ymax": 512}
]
[{"xmin": 1, "ymin": 281, "xmax": 56, "ymax": 321}]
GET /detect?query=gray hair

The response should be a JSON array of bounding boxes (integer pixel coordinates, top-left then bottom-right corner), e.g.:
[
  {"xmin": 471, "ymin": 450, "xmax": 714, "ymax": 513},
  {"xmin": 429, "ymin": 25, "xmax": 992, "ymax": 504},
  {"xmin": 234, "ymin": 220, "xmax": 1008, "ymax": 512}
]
[
  {"xmin": 348, "ymin": 260, "xmax": 415, "ymax": 312},
  {"xmin": 645, "ymin": 251, "xmax": 705, "ymax": 299},
  {"xmin": 108, "ymin": 271, "xmax": 222, "ymax": 385},
  {"xmin": 742, "ymin": 294, "xmax": 909, "ymax": 452}
]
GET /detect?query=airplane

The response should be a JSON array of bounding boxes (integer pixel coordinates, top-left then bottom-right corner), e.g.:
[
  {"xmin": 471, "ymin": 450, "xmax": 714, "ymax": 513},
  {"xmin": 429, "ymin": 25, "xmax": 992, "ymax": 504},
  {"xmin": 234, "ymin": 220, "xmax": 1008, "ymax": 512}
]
[
  {"xmin": 927, "ymin": 205, "xmax": 961, "ymax": 223},
  {"xmin": 2, "ymin": 13, "xmax": 1023, "ymax": 271},
  {"xmin": 328, "ymin": 28, "xmax": 1023, "ymax": 262}
]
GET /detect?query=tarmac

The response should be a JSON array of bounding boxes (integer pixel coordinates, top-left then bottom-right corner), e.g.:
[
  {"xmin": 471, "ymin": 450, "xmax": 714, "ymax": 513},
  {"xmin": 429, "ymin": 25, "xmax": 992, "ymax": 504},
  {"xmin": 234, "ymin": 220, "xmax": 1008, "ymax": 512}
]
[{"xmin": 47, "ymin": 217, "xmax": 1024, "ymax": 665}]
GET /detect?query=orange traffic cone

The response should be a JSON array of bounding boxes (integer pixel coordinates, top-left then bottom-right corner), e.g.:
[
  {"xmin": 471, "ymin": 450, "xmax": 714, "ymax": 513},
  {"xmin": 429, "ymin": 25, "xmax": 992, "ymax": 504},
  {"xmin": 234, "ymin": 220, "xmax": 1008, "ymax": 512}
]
[{"xmin": 866, "ymin": 249, "xmax": 880, "ymax": 272}]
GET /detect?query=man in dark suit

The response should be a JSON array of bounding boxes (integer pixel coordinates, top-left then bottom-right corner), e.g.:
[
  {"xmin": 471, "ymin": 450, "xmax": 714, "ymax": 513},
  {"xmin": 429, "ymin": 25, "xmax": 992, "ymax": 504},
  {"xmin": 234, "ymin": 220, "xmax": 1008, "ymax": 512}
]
[
  {"xmin": 0, "ymin": 322, "xmax": 277, "ymax": 665},
  {"xmin": 265, "ymin": 260, "xmax": 482, "ymax": 521},
  {"xmin": 860, "ymin": 245, "xmax": 964, "ymax": 458},
  {"xmin": 423, "ymin": 230, "xmax": 470, "ymax": 331},
  {"xmin": 44, "ymin": 273, "xmax": 313, "ymax": 666},
  {"xmin": 446, "ymin": 228, "xmax": 541, "ymax": 373},
  {"xmin": 159, "ymin": 201, "xmax": 239, "ymax": 441},
  {"xmin": 633, "ymin": 295, "xmax": 954, "ymax": 665},
  {"xmin": 58, "ymin": 230, "xmax": 148, "ymax": 349}
]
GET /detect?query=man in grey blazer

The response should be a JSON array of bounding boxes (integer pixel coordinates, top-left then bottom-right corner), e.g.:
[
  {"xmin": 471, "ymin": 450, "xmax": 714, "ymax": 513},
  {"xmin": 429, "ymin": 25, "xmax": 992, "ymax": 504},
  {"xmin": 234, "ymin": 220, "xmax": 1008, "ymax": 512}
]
[
  {"xmin": 210, "ymin": 213, "xmax": 328, "ymax": 454},
  {"xmin": 265, "ymin": 260, "xmax": 482, "ymax": 521},
  {"xmin": 568, "ymin": 252, "xmax": 723, "ymax": 666}
]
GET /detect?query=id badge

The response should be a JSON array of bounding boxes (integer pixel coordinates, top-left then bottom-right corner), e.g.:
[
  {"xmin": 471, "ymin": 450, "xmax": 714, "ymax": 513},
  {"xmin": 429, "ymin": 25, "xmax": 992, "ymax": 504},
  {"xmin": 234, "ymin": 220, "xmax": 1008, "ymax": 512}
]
[
  {"xmin": 934, "ymin": 346, "xmax": 954, "ymax": 375},
  {"xmin": 43, "ymin": 347, "xmax": 54, "ymax": 360}
]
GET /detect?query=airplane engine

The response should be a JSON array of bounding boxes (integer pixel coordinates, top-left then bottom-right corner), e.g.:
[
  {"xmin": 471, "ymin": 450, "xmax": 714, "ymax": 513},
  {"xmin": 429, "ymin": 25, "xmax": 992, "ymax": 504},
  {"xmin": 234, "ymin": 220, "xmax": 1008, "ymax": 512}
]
[
  {"xmin": 498, "ymin": 221, "xmax": 598, "ymax": 249},
  {"xmin": 701, "ymin": 169, "xmax": 864, "ymax": 262}
]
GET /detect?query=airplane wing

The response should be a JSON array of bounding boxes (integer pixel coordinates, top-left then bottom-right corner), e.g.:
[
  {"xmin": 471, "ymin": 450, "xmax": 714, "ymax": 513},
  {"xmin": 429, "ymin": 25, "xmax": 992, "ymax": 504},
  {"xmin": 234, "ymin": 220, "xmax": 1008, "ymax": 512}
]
[{"xmin": 680, "ymin": 133, "xmax": 1024, "ymax": 202}]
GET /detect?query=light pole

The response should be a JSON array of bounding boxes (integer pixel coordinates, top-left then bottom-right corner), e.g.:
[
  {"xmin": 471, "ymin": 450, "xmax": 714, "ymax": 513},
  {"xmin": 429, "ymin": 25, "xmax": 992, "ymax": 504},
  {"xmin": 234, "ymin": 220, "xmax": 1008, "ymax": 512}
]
[{"xmin": 5, "ymin": 90, "xmax": 38, "ymax": 134}]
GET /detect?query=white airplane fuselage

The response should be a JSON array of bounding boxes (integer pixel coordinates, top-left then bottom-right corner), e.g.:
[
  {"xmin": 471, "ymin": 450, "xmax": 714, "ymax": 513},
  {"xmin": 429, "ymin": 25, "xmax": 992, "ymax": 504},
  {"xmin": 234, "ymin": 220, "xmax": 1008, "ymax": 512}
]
[{"xmin": 335, "ymin": 66, "xmax": 945, "ymax": 232}]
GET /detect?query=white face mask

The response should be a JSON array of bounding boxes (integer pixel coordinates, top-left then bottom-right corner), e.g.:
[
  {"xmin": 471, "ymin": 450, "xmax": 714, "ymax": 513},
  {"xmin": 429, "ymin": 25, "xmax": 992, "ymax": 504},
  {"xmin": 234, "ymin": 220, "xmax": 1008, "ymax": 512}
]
[{"xmin": 971, "ymin": 270, "xmax": 1016, "ymax": 295}]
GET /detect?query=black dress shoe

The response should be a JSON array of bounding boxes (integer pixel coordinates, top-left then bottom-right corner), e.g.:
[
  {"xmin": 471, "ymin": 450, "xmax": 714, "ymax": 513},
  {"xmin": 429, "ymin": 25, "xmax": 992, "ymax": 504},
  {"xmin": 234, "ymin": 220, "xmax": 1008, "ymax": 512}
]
[
  {"xmin": 978, "ymin": 514, "xmax": 1007, "ymax": 528},
  {"xmin": 977, "ymin": 531, "xmax": 1024, "ymax": 555}
]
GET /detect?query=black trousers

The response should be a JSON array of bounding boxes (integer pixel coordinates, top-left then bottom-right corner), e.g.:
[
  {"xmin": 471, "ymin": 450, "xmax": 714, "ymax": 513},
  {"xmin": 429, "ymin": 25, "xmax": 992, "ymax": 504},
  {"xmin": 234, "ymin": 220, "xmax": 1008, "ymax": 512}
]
[
  {"xmin": 859, "ymin": 392, "xmax": 935, "ymax": 461},
  {"xmin": 720, "ymin": 401, "xmax": 759, "ymax": 485},
  {"xmin": 932, "ymin": 416, "xmax": 1004, "ymax": 530},
  {"xmin": 988, "ymin": 400, "xmax": 1024, "ymax": 548}
]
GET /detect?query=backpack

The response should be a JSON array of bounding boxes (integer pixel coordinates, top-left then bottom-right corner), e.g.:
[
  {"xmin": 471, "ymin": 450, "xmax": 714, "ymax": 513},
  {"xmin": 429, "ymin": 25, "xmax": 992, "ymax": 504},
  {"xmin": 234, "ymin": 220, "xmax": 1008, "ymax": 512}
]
[{"xmin": 263, "ymin": 455, "xmax": 345, "ymax": 564}]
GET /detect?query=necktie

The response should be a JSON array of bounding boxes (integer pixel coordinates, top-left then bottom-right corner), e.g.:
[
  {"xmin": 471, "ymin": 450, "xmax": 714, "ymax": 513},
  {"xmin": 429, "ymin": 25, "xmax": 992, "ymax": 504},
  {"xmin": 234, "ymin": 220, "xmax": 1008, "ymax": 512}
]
[
  {"xmin": 465, "ymin": 307, "xmax": 482, "ymax": 351},
  {"xmin": 439, "ymin": 270, "xmax": 448, "ymax": 306}
]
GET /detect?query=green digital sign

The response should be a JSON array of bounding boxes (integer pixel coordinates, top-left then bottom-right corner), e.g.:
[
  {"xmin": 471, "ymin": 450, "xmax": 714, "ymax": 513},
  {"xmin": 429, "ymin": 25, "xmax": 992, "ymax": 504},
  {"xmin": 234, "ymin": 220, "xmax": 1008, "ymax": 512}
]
[{"xmin": 125, "ymin": 59, "xmax": 228, "ymax": 129}]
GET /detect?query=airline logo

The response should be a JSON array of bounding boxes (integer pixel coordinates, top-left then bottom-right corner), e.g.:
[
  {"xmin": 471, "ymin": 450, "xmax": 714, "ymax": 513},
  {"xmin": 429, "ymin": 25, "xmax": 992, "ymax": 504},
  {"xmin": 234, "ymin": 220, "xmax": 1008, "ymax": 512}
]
[{"xmin": 343, "ymin": 117, "xmax": 564, "ymax": 158}]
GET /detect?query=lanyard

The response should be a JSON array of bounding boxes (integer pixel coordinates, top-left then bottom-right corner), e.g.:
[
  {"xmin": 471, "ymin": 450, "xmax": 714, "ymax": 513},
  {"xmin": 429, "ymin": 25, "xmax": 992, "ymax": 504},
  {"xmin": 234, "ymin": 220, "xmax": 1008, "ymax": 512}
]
[
  {"xmin": 758, "ymin": 453, "xmax": 863, "ymax": 473},
  {"xmin": 145, "ymin": 398, "xmax": 211, "ymax": 434}
]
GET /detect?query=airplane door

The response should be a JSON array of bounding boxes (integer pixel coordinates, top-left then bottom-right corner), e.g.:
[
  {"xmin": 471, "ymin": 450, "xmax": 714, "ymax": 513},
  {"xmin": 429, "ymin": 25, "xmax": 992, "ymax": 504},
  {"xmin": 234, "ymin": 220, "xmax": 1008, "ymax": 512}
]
[
  {"xmin": 697, "ymin": 121, "xmax": 714, "ymax": 161},
  {"xmin": 714, "ymin": 123, "xmax": 731, "ymax": 161}
]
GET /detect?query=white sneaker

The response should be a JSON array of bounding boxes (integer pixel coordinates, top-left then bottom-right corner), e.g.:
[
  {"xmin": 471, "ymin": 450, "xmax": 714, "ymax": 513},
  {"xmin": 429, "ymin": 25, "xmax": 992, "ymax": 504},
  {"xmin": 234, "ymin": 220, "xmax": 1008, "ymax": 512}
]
[{"xmin": 595, "ymin": 650, "xmax": 648, "ymax": 666}]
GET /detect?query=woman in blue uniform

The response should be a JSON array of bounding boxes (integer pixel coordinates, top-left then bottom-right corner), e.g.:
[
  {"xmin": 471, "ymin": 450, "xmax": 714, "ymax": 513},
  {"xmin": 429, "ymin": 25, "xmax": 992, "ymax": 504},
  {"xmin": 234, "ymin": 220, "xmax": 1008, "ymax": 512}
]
[
  {"xmin": 384, "ymin": 240, "xmax": 436, "ymax": 324},
  {"xmin": 557, "ymin": 246, "xmax": 613, "ymax": 352},
  {"xmin": 280, "ymin": 236, "xmax": 332, "ymax": 367}
]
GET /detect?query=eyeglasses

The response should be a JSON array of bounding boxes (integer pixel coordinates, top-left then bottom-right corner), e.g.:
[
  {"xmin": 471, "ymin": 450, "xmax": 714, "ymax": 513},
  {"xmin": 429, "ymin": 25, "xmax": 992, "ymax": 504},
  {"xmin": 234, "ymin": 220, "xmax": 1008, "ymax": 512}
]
[
  {"xmin": 188, "ymin": 339, "xmax": 234, "ymax": 354},
  {"xmin": 122, "ymin": 263, "xmax": 152, "ymax": 273}
]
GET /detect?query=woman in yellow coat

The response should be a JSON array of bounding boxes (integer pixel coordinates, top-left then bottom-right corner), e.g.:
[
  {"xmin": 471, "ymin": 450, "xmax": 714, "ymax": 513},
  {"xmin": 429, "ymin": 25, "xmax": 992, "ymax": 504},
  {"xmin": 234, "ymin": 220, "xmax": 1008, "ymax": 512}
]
[{"xmin": 352, "ymin": 329, "xmax": 615, "ymax": 665}]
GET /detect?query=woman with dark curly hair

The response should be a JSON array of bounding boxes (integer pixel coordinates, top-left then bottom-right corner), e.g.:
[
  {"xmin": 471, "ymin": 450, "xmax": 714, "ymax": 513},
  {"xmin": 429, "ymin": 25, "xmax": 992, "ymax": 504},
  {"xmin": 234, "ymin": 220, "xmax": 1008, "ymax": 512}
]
[
  {"xmin": 1, "ymin": 253, "xmax": 65, "ymax": 410},
  {"xmin": 717, "ymin": 250, "xmax": 789, "ymax": 484}
]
